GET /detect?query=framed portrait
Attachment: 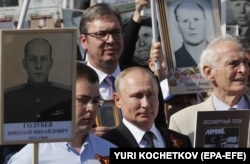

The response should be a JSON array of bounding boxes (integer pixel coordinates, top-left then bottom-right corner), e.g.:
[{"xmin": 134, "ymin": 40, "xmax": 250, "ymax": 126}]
[
  {"xmin": 121, "ymin": 7, "xmax": 159, "ymax": 68},
  {"xmin": 0, "ymin": 28, "xmax": 77, "ymax": 144},
  {"xmin": 156, "ymin": 0, "xmax": 221, "ymax": 94},
  {"xmin": 95, "ymin": 100, "xmax": 120, "ymax": 128},
  {"xmin": 195, "ymin": 110, "xmax": 250, "ymax": 148}
]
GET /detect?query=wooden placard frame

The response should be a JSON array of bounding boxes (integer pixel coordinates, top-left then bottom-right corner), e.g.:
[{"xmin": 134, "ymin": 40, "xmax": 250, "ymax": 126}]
[
  {"xmin": 195, "ymin": 110, "xmax": 250, "ymax": 148},
  {"xmin": 95, "ymin": 100, "xmax": 121, "ymax": 128},
  {"xmin": 156, "ymin": 0, "xmax": 221, "ymax": 95},
  {"xmin": 0, "ymin": 28, "xmax": 77, "ymax": 145}
]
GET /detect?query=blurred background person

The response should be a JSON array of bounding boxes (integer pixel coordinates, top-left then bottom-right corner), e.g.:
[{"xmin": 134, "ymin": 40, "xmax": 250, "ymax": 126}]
[{"xmin": 230, "ymin": 0, "xmax": 250, "ymax": 37}]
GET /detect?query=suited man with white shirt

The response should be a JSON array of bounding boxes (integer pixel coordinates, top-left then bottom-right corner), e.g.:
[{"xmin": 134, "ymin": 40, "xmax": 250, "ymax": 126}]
[
  {"xmin": 169, "ymin": 35, "xmax": 250, "ymax": 147},
  {"xmin": 102, "ymin": 67, "xmax": 192, "ymax": 148}
]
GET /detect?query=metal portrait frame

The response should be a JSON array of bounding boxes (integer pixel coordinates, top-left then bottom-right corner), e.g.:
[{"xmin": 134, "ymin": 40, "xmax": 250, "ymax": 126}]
[
  {"xmin": 156, "ymin": 0, "xmax": 221, "ymax": 94},
  {"xmin": 0, "ymin": 28, "xmax": 77, "ymax": 144},
  {"xmin": 95, "ymin": 100, "xmax": 120, "ymax": 128}
]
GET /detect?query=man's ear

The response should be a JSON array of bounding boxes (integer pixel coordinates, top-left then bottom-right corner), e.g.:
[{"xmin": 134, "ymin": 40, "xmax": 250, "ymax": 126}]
[
  {"xmin": 148, "ymin": 58, "xmax": 155, "ymax": 72},
  {"xmin": 203, "ymin": 65, "xmax": 214, "ymax": 81},
  {"xmin": 113, "ymin": 93, "xmax": 121, "ymax": 109},
  {"xmin": 80, "ymin": 34, "xmax": 88, "ymax": 50}
]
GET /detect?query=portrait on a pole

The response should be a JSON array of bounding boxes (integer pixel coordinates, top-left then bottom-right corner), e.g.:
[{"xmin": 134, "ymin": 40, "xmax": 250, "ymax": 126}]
[
  {"xmin": 156, "ymin": 0, "xmax": 221, "ymax": 94},
  {"xmin": 0, "ymin": 28, "xmax": 76, "ymax": 144}
]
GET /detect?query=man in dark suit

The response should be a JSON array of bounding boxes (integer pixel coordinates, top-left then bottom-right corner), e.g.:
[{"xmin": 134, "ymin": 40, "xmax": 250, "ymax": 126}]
[{"xmin": 102, "ymin": 67, "xmax": 192, "ymax": 148}]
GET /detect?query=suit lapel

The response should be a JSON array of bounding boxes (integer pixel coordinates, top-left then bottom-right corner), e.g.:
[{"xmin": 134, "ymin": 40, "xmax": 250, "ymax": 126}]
[{"xmin": 117, "ymin": 123, "xmax": 140, "ymax": 148}]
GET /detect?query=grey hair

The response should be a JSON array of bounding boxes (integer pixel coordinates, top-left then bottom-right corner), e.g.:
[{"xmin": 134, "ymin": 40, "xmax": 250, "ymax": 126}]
[{"xmin": 198, "ymin": 35, "xmax": 241, "ymax": 77}]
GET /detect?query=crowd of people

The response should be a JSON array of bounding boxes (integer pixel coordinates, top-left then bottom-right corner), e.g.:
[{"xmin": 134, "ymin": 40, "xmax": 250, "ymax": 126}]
[{"xmin": 1, "ymin": 0, "xmax": 250, "ymax": 163}]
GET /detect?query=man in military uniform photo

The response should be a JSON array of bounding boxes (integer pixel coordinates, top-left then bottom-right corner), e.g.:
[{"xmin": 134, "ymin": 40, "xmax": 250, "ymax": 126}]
[{"xmin": 4, "ymin": 38, "xmax": 72, "ymax": 123}]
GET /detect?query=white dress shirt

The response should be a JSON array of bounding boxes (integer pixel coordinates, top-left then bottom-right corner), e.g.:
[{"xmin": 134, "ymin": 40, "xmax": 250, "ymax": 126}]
[
  {"xmin": 86, "ymin": 62, "xmax": 120, "ymax": 100},
  {"xmin": 123, "ymin": 119, "xmax": 166, "ymax": 148},
  {"xmin": 212, "ymin": 93, "xmax": 249, "ymax": 111}
]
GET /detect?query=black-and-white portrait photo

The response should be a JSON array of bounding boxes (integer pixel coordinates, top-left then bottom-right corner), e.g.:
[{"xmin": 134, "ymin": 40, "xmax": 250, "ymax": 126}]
[
  {"xmin": 166, "ymin": 0, "xmax": 217, "ymax": 68},
  {"xmin": 3, "ymin": 30, "xmax": 75, "ymax": 124},
  {"xmin": 226, "ymin": 0, "xmax": 250, "ymax": 37},
  {"xmin": 1, "ymin": 29, "xmax": 76, "ymax": 144},
  {"xmin": 121, "ymin": 8, "xmax": 155, "ymax": 68}
]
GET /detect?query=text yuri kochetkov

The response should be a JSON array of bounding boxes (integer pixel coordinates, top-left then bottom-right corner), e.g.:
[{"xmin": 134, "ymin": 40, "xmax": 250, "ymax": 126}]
[
  {"xmin": 114, "ymin": 151, "xmax": 198, "ymax": 159},
  {"xmin": 109, "ymin": 148, "xmax": 249, "ymax": 163}
]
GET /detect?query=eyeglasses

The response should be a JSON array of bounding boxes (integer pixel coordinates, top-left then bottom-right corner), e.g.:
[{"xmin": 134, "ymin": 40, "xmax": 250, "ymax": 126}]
[
  {"xmin": 76, "ymin": 97, "xmax": 105, "ymax": 107},
  {"xmin": 84, "ymin": 29, "xmax": 123, "ymax": 41}
]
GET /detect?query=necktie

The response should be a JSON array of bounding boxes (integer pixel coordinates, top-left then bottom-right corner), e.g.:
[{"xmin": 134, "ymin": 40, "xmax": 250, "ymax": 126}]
[
  {"xmin": 105, "ymin": 75, "xmax": 115, "ymax": 98},
  {"xmin": 143, "ymin": 131, "xmax": 155, "ymax": 148}
]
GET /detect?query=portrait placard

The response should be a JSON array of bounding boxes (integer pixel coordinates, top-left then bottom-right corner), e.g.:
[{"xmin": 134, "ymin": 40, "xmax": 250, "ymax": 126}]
[
  {"xmin": 95, "ymin": 100, "xmax": 120, "ymax": 128},
  {"xmin": 0, "ymin": 28, "xmax": 77, "ymax": 144},
  {"xmin": 195, "ymin": 110, "xmax": 250, "ymax": 148},
  {"xmin": 156, "ymin": 0, "xmax": 221, "ymax": 94}
]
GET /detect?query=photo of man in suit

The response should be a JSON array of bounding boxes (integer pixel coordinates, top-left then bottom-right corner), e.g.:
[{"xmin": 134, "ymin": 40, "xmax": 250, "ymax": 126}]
[
  {"xmin": 228, "ymin": 0, "xmax": 250, "ymax": 37},
  {"xmin": 173, "ymin": 1, "xmax": 208, "ymax": 68}
]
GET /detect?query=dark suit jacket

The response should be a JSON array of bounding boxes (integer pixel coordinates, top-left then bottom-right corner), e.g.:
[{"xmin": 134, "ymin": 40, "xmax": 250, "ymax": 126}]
[
  {"xmin": 175, "ymin": 45, "xmax": 197, "ymax": 68},
  {"xmin": 102, "ymin": 122, "xmax": 192, "ymax": 148}
]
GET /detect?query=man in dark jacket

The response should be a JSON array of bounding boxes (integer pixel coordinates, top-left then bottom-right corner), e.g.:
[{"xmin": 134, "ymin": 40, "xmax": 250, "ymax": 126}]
[{"xmin": 102, "ymin": 67, "xmax": 192, "ymax": 148}]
